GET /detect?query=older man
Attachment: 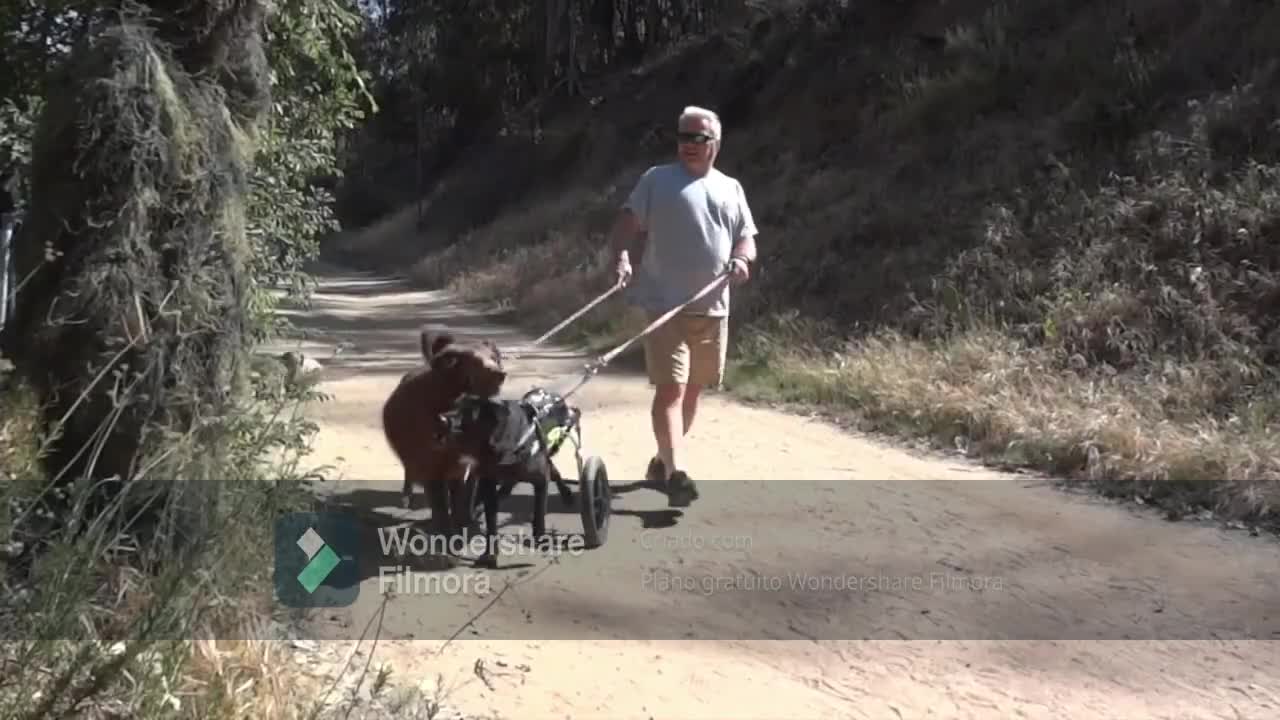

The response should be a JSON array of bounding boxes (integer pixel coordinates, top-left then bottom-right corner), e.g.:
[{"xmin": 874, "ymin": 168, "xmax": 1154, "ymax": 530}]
[{"xmin": 606, "ymin": 105, "xmax": 759, "ymax": 507}]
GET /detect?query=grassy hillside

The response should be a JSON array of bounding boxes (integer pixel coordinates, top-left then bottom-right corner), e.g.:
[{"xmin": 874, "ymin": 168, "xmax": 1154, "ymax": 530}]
[{"xmin": 330, "ymin": 0, "xmax": 1280, "ymax": 529}]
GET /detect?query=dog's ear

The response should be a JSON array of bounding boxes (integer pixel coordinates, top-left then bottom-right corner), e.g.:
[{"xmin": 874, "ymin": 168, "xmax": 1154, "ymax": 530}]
[
  {"xmin": 420, "ymin": 327, "xmax": 455, "ymax": 361},
  {"xmin": 430, "ymin": 334, "xmax": 455, "ymax": 358}
]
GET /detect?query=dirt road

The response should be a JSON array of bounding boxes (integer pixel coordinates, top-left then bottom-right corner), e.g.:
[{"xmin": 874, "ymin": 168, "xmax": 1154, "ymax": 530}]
[{"xmin": 280, "ymin": 265, "xmax": 1278, "ymax": 719}]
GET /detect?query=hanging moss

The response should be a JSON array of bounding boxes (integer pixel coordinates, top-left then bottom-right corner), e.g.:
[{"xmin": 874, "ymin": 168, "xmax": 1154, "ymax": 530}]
[{"xmin": 4, "ymin": 1, "xmax": 270, "ymax": 512}]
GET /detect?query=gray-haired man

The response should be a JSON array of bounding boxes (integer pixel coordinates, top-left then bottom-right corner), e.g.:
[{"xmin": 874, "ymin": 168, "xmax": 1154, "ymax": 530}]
[{"xmin": 606, "ymin": 105, "xmax": 759, "ymax": 506}]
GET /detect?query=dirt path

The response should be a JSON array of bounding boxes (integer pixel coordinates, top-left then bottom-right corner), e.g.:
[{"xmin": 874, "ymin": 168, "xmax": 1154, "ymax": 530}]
[{"xmin": 280, "ymin": 265, "xmax": 1278, "ymax": 720}]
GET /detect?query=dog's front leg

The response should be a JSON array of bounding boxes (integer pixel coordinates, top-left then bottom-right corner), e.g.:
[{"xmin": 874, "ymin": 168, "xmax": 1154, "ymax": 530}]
[
  {"xmin": 401, "ymin": 467, "xmax": 413, "ymax": 509},
  {"xmin": 425, "ymin": 471, "xmax": 451, "ymax": 535},
  {"xmin": 476, "ymin": 474, "xmax": 501, "ymax": 569},
  {"xmin": 532, "ymin": 463, "xmax": 550, "ymax": 541},
  {"xmin": 447, "ymin": 463, "xmax": 474, "ymax": 538}
]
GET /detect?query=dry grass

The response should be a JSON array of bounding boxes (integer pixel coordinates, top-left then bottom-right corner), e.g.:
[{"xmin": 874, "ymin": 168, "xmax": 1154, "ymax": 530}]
[
  {"xmin": 406, "ymin": 183, "xmax": 642, "ymax": 347},
  {"xmin": 183, "ymin": 633, "xmax": 331, "ymax": 719},
  {"xmin": 726, "ymin": 328, "xmax": 1280, "ymax": 523},
  {"xmin": 0, "ymin": 358, "xmax": 335, "ymax": 719}
]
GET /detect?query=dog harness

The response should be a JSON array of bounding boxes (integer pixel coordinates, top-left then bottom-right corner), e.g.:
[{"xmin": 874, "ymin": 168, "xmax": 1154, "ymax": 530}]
[
  {"xmin": 518, "ymin": 387, "xmax": 575, "ymax": 455},
  {"xmin": 489, "ymin": 401, "xmax": 541, "ymax": 466},
  {"xmin": 441, "ymin": 388, "xmax": 577, "ymax": 470}
]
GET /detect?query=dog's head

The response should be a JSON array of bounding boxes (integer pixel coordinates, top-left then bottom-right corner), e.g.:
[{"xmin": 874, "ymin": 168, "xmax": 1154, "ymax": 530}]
[
  {"xmin": 429, "ymin": 341, "xmax": 507, "ymax": 397},
  {"xmin": 433, "ymin": 394, "xmax": 509, "ymax": 458},
  {"xmin": 420, "ymin": 327, "xmax": 505, "ymax": 365}
]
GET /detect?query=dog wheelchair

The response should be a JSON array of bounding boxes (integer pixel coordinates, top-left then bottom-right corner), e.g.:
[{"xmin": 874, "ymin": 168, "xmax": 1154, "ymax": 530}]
[{"xmin": 460, "ymin": 386, "xmax": 612, "ymax": 549}]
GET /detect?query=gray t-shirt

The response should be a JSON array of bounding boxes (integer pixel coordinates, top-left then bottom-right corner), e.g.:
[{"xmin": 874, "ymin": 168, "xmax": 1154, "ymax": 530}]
[{"xmin": 622, "ymin": 163, "xmax": 757, "ymax": 317}]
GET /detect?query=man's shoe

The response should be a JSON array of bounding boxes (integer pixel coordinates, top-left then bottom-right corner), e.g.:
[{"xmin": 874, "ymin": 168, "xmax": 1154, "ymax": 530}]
[
  {"xmin": 645, "ymin": 456, "xmax": 666, "ymax": 488},
  {"xmin": 666, "ymin": 471, "xmax": 699, "ymax": 508}
]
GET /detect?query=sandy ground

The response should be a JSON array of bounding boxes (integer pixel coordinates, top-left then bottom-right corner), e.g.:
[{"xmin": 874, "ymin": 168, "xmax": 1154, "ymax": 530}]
[{"xmin": 277, "ymin": 265, "xmax": 1279, "ymax": 720}]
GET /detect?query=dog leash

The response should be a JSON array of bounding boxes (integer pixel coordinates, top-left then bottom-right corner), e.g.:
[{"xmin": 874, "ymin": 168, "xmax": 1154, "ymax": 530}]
[
  {"xmin": 498, "ymin": 270, "xmax": 732, "ymax": 456},
  {"xmin": 531, "ymin": 279, "xmax": 625, "ymax": 346},
  {"xmin": 506, "ymin": 279, "xmax": 626, "ymax": 362},
  {"xmin": 559, "ymin": 270, "xmax": 732, "ymax": 400}
]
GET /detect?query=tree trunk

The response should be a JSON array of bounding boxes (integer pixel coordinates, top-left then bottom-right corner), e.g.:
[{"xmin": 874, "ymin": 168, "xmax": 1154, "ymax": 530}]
[
  {"xmin": 622, "ymin": 0, "xmax": 642, "ymax": 60},
  {"xmin": 647, "ymin": 0, "xmax": 664, "ymax": 46},
  {"xmin": 544, "ymin": 0, "xmax": 567, "ymax": 91},
  {"xmin": 591, "ymin": 0, "xmax": 615, "ymax": 65},
  {"xmin": 415, "ymin": 88, "xmax": 424, "ymax": 228},
  {"xmin": 567, "ymin": 0, "xmax": 580, "ymax": 96},
  {"xmin": 672, "ymin": 0, "xmax": 689, "ymax": 35}
]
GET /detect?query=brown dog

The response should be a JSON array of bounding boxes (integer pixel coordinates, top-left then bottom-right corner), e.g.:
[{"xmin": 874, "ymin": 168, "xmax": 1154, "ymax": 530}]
[{"xmin": 382, "ymin": 326, "xmax": 507, "ymax": 534}]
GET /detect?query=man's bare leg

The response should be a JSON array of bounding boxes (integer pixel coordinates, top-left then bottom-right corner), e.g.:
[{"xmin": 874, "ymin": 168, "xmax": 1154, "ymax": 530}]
[
  {"xmin": 652, "ymin": 382, "xmax": 685, "ymax": 481},
  {"xmin": 682, "ymin": 383, "xmax": 703, "ymax": 439}
]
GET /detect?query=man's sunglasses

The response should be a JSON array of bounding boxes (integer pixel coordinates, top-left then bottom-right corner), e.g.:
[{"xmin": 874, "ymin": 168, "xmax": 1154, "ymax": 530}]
[{"xmin": 676, "ymin": 131, "xmax": 715, "ymax": 145}]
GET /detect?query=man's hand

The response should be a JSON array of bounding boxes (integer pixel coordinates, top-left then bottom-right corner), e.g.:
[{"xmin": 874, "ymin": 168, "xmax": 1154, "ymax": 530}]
[
  {"xmin": 608, "ymin": 209, "xmax": 643, "ymax": 288},
  {"xmin": 614, "ymin": 250, "xmax": 633, "ymax": 287},
  {"xmin": 729, "ymin": 231, "xmax": 757, "ymax": 286}
]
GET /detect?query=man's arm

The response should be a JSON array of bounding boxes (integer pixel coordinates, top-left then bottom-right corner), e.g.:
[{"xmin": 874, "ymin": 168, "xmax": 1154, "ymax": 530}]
[
  {"xmin": 607, "ymin": 168, "xmax": 653, "ymax": 271},
  {"xmin": 609, "ymin": 208, "xmax": 646, "ymax": 264},
  {"xmin": 730, "ymin": 180, "xmax": 759, "ymax": 266},
  {"xmin": 731, "ymin": 232, "xmax": 756, "ymax": 264}
]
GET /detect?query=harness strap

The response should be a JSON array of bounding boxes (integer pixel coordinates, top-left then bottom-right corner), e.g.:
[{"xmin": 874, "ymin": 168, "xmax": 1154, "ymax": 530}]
[{"xmin": 507, "ymin": 402, "xmax": 542, "ymax": 460}]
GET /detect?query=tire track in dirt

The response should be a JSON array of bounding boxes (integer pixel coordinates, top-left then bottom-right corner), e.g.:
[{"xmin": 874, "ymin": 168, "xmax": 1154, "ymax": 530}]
[{"xmin": 278, "ymin": 266, "xmax": 1278, "ymax": 720}]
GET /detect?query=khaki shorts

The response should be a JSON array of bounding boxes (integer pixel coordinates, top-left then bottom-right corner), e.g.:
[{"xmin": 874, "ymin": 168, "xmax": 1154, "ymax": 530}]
[{"xmin": 642, "ymin": 312, "xmax": 728, "ymax": 387}]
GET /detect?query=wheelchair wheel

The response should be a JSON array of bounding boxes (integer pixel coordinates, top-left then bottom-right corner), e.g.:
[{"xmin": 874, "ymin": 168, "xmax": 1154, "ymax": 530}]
[{"xmin": 577, "ymin": 455, "xmax": 611, "ymax": 549}]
